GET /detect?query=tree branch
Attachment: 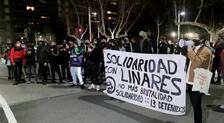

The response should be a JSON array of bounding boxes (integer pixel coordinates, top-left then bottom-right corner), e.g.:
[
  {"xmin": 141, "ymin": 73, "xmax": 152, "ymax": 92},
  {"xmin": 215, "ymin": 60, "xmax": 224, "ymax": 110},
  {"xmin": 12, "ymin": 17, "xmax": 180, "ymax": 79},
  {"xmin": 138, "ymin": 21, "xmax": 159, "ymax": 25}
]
[{"xmin": 195, "ymin": 0, "xmax": 205, "ymax": 22}]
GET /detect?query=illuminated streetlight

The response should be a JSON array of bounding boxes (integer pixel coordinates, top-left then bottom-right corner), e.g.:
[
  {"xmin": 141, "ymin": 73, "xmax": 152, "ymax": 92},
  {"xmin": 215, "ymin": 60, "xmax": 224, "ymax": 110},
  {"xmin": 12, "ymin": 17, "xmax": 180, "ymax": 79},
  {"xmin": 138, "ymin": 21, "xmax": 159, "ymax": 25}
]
[
  {"xmin": 171, "ymin": 32, "xmax": 177, "ymax": 38},
  {"xmin": 92, "ymin": 12, "xmax": 97, "ymax": 17},
  {"xmin": 180, "ymin": 12, "xmax": 186, "ymax": 16}
]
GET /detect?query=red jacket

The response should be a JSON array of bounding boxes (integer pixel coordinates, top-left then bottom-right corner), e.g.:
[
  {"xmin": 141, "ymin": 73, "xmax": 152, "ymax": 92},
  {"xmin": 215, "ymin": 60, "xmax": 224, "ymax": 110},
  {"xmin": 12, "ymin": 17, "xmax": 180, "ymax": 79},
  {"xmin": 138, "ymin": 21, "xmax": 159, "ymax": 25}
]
[{"xmin": 10, "ymin": 47, "xmax": 26, "ymax": 65}]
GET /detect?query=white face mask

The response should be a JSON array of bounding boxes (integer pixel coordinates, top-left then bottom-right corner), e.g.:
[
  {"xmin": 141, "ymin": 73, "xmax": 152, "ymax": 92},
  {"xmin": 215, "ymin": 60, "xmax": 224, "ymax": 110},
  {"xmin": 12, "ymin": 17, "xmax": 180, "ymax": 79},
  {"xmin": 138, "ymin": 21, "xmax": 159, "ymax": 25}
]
[
  {"xmin": 21, "ymin": 44, "xmax": 26, "ymax": 48},
  {"xmin": 16, "ymin": 43, "xmax": 21, "ymax": 47}
]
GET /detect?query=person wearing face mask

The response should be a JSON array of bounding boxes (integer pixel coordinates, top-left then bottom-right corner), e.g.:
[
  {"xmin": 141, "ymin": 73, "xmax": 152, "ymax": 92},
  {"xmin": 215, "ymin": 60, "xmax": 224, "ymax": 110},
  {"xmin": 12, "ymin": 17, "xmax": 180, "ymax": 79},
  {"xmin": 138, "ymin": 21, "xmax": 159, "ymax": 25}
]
[
  {"xmin": 182, "ymin": 34, "xmax": 213, "ymax": 123},
  {"xmin": 4, "ymin": 42, "xmax": 14, "ymax": 80},
  {"xmin": 49, "ymin": 42, "xmax": 63, "ymax": 84},
  {"xmin": 10, "ymin": 41, "xmax": 26, "ymax": 85},
  {"xmin": 69, "ymin": 41, "xmax": 85, "ymax": 89},
  {"xmin": 37, "ymin": 41, "xmax": 50, "ymax": 84},
  {"xmin": 138, "ymin": 31, "xmax": 154, "ymax": 54},
  {"xmin": 59, "ymin": 43, "xmax": 72, "ymax": 81}
]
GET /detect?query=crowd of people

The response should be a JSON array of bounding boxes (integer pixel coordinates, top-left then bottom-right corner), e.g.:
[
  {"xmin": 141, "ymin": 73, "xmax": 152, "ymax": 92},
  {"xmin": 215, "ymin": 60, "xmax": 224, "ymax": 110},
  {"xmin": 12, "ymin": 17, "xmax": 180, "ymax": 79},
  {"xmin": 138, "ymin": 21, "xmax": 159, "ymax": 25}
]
[
  {"xmin": 0, "ymin": 30, "xmax": 224, "ymax": 123},
  {"xmin": 0, "ymin": 31, "xmax": 224, "ymax": 89},
  {"xmin": 0, "ymin": 31, "xmax": 182, "ymax": 88}
]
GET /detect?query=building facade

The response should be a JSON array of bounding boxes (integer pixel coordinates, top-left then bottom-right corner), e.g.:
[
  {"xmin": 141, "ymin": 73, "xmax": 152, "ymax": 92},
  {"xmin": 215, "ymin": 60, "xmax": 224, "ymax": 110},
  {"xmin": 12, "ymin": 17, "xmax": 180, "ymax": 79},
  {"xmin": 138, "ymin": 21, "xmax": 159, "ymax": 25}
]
[
  {"xmin": 0, "ymin": 0, "xmax": 63, "ymax": 44},
  {"xmin": 0, "ymin": 0, "xmax": 11, "ymax": 44}
]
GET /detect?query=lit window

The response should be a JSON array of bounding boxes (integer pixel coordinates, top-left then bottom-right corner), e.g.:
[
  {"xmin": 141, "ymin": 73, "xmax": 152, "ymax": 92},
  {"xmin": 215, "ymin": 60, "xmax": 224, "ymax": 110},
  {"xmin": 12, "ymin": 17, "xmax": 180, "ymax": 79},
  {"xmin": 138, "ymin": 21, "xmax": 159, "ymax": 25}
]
[
  {"xmin": 107, "ymin": 11, "xmax": 112, "ymax": 14},
  {"xmin": 26, "ymin": 6, "xmax": 35, "ymax": 11},
  {"xmin": 40, "ymin": 16, "xmax": 47, "ymax": 19}
]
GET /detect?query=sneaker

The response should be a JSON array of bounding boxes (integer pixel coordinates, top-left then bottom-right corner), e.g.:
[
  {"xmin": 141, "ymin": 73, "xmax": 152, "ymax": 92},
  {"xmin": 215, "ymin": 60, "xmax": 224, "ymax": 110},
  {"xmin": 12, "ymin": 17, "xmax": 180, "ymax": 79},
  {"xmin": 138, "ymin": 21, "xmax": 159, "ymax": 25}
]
[
  {"xmin": 88, "ymin": 84, "xmax": 96, "ymax": 90},
  {"xmin": 70, "ymin": 84, "xmax": 77, "ymax": 87},
  {"xmin": 80, "ymin": 84, "xmax": 85, "ymax": 89},
  {"xmin": 96, "ymin": 85, "xmax": 101, "ymax": 91}
]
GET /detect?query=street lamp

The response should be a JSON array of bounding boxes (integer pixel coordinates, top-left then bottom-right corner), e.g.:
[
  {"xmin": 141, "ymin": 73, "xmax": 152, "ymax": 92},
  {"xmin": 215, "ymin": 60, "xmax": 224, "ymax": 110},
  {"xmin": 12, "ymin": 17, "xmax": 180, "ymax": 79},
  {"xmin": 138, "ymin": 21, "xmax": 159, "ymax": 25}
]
[
  {"xmin": 171, "ymin": 32, "xmax": 177, "ymax": 38},
  {"xmin": 177, "ymin": 11, "xmax": 185, "ymax": 40},
  {"xmin": 92, "ymin": 12, "xmax": 97, "ymax": 17}
]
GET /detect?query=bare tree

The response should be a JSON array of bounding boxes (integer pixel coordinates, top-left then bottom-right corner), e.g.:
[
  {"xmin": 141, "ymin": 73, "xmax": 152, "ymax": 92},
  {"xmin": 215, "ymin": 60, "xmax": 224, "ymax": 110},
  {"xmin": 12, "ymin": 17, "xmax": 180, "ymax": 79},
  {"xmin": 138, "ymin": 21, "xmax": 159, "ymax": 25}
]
[
  {"xmin": 98, "ymin": 0, "xmax": 145, "ymax": 39},
  {"xmin": 173, "ymin": 0, "xmax": 224, "ymax": 42},
  {"xmin": 60, "ymin": 0, "xmax": 88, "ymax": 44},
  {"xmin": 155, "ymin": 16, "xmax": 164, "ymax": 53},
  {"xmin": 194, "ymin": 0, "xmax": 205, "ymax": 22}
]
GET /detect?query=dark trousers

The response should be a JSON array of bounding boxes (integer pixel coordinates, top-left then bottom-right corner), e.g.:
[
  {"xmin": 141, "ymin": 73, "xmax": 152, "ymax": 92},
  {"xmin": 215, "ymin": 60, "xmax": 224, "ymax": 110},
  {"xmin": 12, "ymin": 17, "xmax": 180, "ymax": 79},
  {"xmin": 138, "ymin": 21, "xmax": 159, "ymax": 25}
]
[
  {"xmin": 14, "ymin": 61, "xmax": 22, "ymax": 82},
  {"xmin": 211, "ymin": 58, "xmax": 221, "ymax": 83},
  {"xmin": 7, "ymin": 65, "xmax": 14, "ymax": 79},
  {"xmin": 83, "ymin": 62, "xmax": 91, "ymax": 80},
  {"xmin": 26, "ymin": 64, "xmax": 36, "ymax": 81},
  {"xmin": 187, "ymin": 84, "xmax": 203, "ymax": 123},
  {"xmin": 61, "ymin": 64, "xmax": 72, "ymax": 80},
  {"xmin": 51, "ymin": 64, "xmax": 62, "ymax": 83},
  {"xmin": 39, "ymin": 63, "xmax": 48, "ymax": 82},
  {"xmin": 89, "ymin": 63, "xmax": 101, "ymax": 85}
]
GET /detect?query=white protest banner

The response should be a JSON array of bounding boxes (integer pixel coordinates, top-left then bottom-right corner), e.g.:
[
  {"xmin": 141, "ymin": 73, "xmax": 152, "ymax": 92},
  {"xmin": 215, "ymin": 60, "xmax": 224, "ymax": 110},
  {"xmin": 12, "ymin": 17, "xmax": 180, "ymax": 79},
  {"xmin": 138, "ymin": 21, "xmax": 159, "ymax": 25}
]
[{"xmin": 103, "ymin": 50, "xmax": 187, "ymax": 115}]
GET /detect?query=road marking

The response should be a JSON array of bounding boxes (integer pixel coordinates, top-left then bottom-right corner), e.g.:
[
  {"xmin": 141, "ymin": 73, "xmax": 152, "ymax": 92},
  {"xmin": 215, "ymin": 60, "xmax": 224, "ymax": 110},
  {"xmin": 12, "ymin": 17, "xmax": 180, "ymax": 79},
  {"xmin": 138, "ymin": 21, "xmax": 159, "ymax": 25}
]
[{"xmin": 0, "ymin": 94, "xmax": 17, "ymax": 123}]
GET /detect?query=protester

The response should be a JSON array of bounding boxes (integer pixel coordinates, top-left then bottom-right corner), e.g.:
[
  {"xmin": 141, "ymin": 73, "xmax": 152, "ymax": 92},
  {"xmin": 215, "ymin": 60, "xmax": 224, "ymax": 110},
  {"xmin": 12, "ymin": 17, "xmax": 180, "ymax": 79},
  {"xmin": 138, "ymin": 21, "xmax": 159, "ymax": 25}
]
[
  {"xmin": 37, "ymin": 41, "xmax": 49, "ymax": 84},
  {"xmin": 88, "ymin": 42, "xmax": 107, "ymax": 91},
  {"xmin": 10, "ymin": 41, "xmax": 26, "ymax": 85},
  {"xmin": 182, "ymin": 34, "xmax": 213, "ymax": 123},
  {"xmin": 25, "ymin": 44, "xmax": 36, "ymax": 82},
  {"xmin": 138, "ymin": 31, "xmax": 154, "ymax": 53},
  {"xmin": 124, "ymin": 37, "xmax": 132, "ymax": 52},
  {"xmin": 211, "ymin": 35, "xmax": 224, "ymax": 84},
  {"xmin": 158, "ymin": 36, "xmax": 168, "ymax": 54},
  {"xmin": 219, "ymin": 48, "xmax": 224, "ymax": 85},
  {"xmin": 4, "ymin": 42, "xmax": 14, "ymax": 80},
  {"xmin": 83, "ymin": 41, "xmax": 92, "ymax": 82},
  {"xmin": 59, "ymin": 43, "xmax": 72, "ymax": 81},
  {"xmin": 69, "ymin": 41, "xmax": 84, "ymax": 89},
  {"xmin": 49, "ymin": 42, "xmax": 63, "ymax": 84}
]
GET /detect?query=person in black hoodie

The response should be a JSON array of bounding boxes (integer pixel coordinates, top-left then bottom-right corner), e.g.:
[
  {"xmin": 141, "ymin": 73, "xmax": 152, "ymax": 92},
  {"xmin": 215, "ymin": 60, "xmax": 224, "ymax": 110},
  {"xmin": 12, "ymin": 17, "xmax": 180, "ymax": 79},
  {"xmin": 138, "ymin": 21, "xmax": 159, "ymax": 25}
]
[
  {"xmin": 59, "ymin": 43, "xmax": 72, "ymax": 81},
  {"xmin": 25, "ymin": 44, "xmax": 36, "ymax": 82},
  {"xmin": 88, "ymin": 42, "xmax": 107, "ymax": 91},
  {"xmin": 49, "ymin": 42, "xmax": 63, "ymax": 84},
  {"xmin": 37, "ymin": 41, "xmax": 49, "ymax": 84}
]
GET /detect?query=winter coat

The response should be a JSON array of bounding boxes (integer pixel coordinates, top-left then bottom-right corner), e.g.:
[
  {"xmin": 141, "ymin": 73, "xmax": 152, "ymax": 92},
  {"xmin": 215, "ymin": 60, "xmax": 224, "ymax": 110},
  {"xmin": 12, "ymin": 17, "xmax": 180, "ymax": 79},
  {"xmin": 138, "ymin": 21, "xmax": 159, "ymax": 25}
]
[
  {"xmin": 69, "ymin": 47, "xmax": 84, "ymax": 67},
  {"xmin": 187, "ymin": 46, "xmax": 213, "ymax": 83},
  {"xmin": 49, "ymin": 46, "xmax": 61, "ymax": 66},
  {"xmin": 59, "ymin": 47, "xmax": 70, "ymax": 65},
  {"xmin": 219, "ymin": 49, "xmax": 224, "ymax": 77},
  {"xmin": 142, "ymin": 39, "xmax": 154, "ymax": 53},
  {"xmin": 10, "ymin": 47, "xmax": 26, "ymax": 65},
  {"xmin": 37, "ymin": 45, "xmax": 49, "ymax": 64}
]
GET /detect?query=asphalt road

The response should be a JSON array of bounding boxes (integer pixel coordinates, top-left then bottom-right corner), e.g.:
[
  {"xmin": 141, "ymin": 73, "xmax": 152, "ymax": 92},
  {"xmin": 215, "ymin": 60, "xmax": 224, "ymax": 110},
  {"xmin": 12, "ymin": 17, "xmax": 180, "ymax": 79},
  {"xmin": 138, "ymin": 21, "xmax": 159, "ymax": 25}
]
[{"xmin": 0, "ymin": 89, "xmax": 224, "ymax": 123}]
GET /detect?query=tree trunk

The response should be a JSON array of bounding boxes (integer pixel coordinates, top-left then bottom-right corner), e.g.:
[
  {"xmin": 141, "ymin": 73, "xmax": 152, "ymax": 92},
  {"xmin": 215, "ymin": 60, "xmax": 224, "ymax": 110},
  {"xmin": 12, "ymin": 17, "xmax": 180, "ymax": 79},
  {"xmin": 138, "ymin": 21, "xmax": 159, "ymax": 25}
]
[{"xmin": 157, "ymin": 23, "xmax": 160, "ymax": 54}]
